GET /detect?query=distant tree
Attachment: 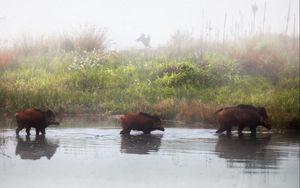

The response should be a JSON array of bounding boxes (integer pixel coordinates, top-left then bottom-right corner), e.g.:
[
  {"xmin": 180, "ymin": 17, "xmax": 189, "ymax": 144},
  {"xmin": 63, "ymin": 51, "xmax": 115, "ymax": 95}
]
[
  {"xmin": 285, "ymin": 0, "xmax": 291, "ymax": 34},
  {"xmin": 262, "ymin": 0, "xmax": 267, "ymax": 33},
  {"xmin": 252, "ymin": 3, "xmax": 258, "ymax": 34}
]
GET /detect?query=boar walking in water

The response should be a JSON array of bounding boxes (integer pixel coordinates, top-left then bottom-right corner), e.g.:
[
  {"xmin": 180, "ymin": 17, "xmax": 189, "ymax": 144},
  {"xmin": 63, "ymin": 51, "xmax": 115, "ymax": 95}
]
[
  {"xmin": 215, "ymin": 104, "xmax": 271, "ymax": 136},
  {"xmin": 120, "ymin": 112, "xmax": 165, "ymax": 134},
  {"xmin": 15, "ymin": 108, "xmax": 60, "ymax": 136}
]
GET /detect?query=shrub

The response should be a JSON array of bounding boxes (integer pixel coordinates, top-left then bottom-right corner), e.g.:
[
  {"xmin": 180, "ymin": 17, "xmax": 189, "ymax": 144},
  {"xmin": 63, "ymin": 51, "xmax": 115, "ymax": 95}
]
[{"xmin": 74, "ymin": 25, "xmax": 107, "ymax": 52}]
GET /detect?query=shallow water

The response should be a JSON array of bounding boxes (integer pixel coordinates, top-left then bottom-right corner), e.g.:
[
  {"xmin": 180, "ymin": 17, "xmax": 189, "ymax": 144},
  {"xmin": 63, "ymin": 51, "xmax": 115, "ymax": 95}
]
[{"xmin": 0, "ymin": 119, "xmax": 299, "ymax": 188}]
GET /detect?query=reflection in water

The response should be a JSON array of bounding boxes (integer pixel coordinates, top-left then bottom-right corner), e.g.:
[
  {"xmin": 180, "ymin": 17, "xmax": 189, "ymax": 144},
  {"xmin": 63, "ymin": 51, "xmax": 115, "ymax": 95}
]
[
  {"xmin": 0, "ymin": 127, "xmax": 299, "ymax": 188},
  {"xmin": 215, "ymin": 134, "xmax": 282, "ymax": 171},
  {"xmin": 120, "ymin": 134, "xmax": 162, "ymax": 154},
  {"xmin": 15, "ymin": 136, "xmax": 59, "ymax": 160},
  {"xmin": 0, "ymin": 133, "xmax": 10, "ymax": 158}
]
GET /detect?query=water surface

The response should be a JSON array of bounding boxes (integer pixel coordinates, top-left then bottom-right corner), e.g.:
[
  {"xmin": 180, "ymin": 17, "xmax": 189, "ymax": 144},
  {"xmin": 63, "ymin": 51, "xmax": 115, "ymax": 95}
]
[{"xmin": 0, "ymin": 118, "xmax": 299, "ymax": 188}]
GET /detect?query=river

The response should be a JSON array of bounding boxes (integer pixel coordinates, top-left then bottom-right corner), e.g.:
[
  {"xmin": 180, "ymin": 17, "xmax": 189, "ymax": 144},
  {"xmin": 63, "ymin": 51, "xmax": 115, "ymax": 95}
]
[{"xmin": 0, "ymin": 117, "xmax": 299, "ymax": 188}]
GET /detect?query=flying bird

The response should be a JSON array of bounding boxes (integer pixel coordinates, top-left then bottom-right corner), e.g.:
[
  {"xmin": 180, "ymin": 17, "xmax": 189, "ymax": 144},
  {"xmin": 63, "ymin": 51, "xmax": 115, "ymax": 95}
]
[{"xmin": 136, "ymin": 34, "xmax": 151, "ymax": 47}]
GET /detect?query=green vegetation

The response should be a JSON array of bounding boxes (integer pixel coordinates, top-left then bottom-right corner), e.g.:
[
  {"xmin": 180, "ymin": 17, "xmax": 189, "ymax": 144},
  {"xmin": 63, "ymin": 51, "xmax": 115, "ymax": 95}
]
[{"xmin": 0, "ymin": 31, "xmax": 299, "ymax": 129}]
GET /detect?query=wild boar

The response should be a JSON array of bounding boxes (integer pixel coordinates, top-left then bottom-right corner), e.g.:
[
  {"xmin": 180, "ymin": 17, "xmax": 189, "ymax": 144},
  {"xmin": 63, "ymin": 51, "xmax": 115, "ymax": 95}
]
[
  {"xmin": 120, "ymin": 112, "xmax": 165, "ymax": 134},
  {"xmin": 15, "ymin": 107, "xmax": 59, "ymax": 136},
  {"xmin": 215, "ymin": 104, "xmax": 271, "ymax": 135}
]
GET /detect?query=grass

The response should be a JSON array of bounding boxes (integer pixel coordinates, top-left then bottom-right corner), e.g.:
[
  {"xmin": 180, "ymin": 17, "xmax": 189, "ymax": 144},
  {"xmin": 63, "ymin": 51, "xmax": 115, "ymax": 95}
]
[{"xmin": 0, "ymin": 32, "xmax": 299, "ymax": 129}]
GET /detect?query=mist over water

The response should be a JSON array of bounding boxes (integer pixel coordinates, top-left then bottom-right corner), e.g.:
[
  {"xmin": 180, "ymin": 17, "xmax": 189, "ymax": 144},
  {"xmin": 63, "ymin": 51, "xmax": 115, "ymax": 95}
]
[
  {"xmin": 0, "ymin": 119, "xmax": 299, "ymax": 188},
  {"xmin": 1, "ymin": 0, "xmax": 299, "ymax": 49}
]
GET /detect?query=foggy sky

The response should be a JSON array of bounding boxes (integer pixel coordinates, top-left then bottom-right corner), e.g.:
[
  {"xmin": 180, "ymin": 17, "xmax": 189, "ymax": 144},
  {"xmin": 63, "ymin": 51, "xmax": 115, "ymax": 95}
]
[{"xmin": 0, "ymin": 0, "xmax": 299, "ymax": 49}]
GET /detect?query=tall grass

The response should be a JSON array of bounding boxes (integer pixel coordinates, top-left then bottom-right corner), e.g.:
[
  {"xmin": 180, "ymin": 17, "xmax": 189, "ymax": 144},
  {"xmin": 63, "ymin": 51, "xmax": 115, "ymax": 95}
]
[
  {"xmin": 0, "ymin": 31, "xmax": 299, "ymax": 129},
  {"xmin": 12, "ymin": 25, "xmax": 107, "ymax": 56}
]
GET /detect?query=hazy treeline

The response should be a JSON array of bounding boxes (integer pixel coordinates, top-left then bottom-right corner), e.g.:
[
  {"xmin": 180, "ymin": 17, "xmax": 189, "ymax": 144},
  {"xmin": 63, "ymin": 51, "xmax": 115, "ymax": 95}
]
[{"xmin": 0, "ymin": 27, "xmax": 299, "ymax": 129}]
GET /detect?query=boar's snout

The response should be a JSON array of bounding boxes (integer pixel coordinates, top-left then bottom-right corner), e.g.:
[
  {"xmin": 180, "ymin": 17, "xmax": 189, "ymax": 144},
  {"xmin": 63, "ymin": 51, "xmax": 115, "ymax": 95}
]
[
  {"xmin": 261, "ymin": 120, "xmax": 271, "ymax": 130},
  {"xmin": 155, "ymin": 122, "xmax": 165, "ymax": 131},
  {"xmin": 153, "ymin": 118, "xmax": 164, "ymax": 131},
  {"xmin": 48, "ymin": 119, "xmax": 60, "ymax": 126},
  {"xmin": 47, "ymin": 116, "xmax": 60, "ymax": 126},
  {"xmin": 265, "ymin": 123, "xmax": 272, "ymax": 130},
  {"xmin": 52, "ymin": 121, "xmax": 60, "ymax": 125},
  {"xmin": 46, "ymin": 110, "xmax": 60, "ymax": 126}
]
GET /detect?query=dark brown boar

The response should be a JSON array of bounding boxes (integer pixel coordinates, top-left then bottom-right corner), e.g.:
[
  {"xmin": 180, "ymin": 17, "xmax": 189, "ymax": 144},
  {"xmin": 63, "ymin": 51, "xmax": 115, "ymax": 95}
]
[
  {"xmin": 215, "ymin": 104, "xmax": 271, "ymax": 136},
  {"xmin": 120, "ymin": 112, "xmax": 165, "ymax": 134},
  {"xmin": 15, "ymin": 108, "xmax": 60, "ymax": 136}
]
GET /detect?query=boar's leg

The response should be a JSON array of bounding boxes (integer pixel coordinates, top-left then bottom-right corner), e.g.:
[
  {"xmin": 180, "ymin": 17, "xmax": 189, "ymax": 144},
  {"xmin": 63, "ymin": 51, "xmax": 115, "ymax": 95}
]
[
  {"xmin": 16, "ymin": 126, "xmax": 24, "ymax": 136},
  {"xmin": 216, "ymin": 124, "xmax": 227, "ymax": 134},
  {"xmin": 41, "ymin": 129, "xmax": 46, "ymax": 135},
  {"xmin": 35, "ymin": 128, "xmax": 40, "ymax": 135},
  {"xmin": 216, "ymin": 128, "xmax": 225, "ymax": 134},
  {"xmin": 120, "ymin": 129, "xmax": 131, "ymax": 135},
  {"xmin": 249, "ymin": 125, "xmax": 257, "ymax": 136},
  {"xmin": 25, "ymin": 127, "xmax": 31, "ymax": 135},
  {"xmin": 143, "ymin": 130, "xmax": 151, "ymax": 134},
  {"xmin": 226, "ymin": 126, "xmax": 232, "ymax": 136},
  {"xmin": 238, "ymin": 125, "xmax": 245, "ymax": 135}
]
